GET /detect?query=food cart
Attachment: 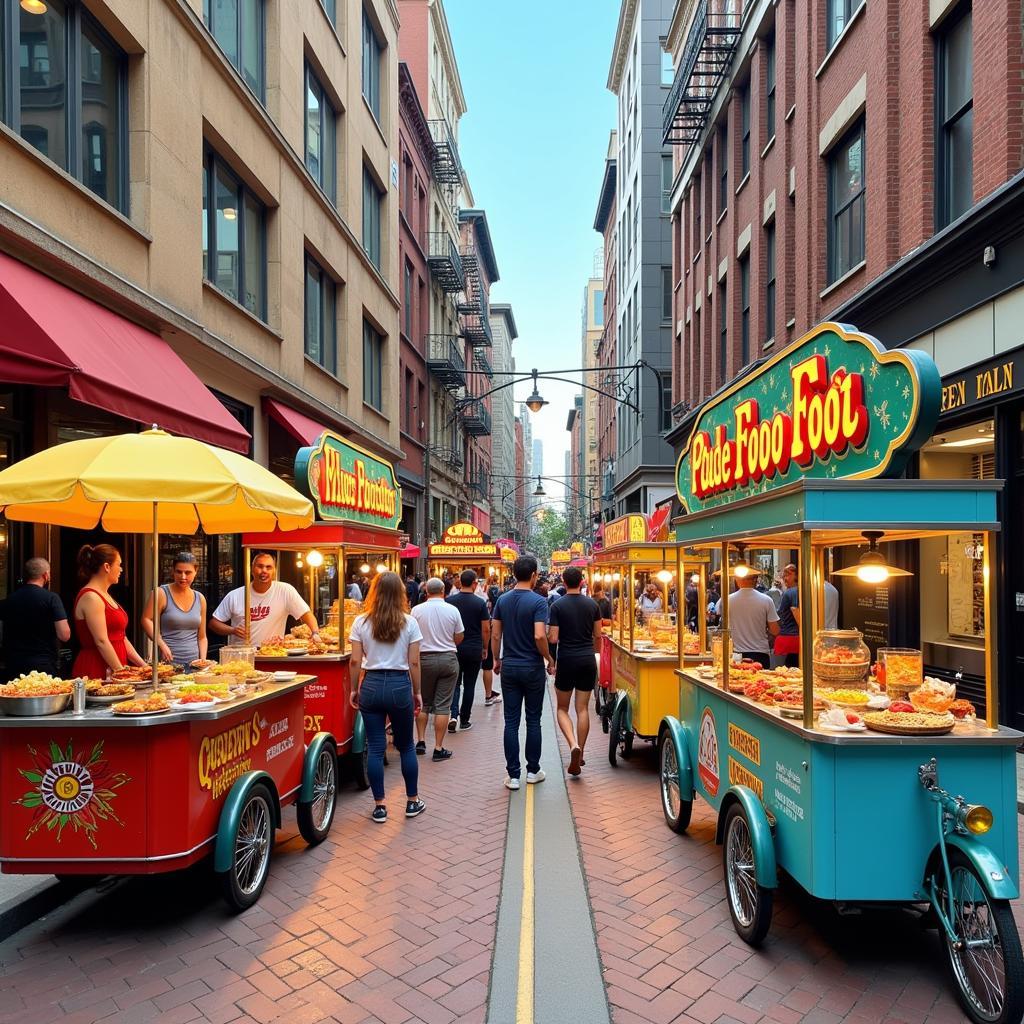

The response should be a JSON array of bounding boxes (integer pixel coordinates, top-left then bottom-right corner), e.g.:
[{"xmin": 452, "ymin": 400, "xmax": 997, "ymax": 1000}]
[
  {"xmin": 657, "ymin": 323, "xmax": 1023, "ymax": 1024},
  {"xmin": 427, "ymin": 523, "xmax": 505, "ymax": 584},
  {"xmin": 244, "ymin": 431, "xmax": 403, "ymax": 790},
  {"xmin": 593, "ymin": 513, "xmax": 709, "ymax": 764}
]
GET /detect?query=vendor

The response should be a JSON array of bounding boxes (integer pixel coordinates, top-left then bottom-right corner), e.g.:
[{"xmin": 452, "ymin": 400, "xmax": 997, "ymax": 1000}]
[
  {"xmin": 209, "ymin": 551, "xmax": 321, "ymax": 647},
  {"xmin": 140, "ymin": 552, "xmax": 208, "ymax": 665},
  {"xmin": 714, "ymin": 574, "xmax": 779, "ymax": 668},
  {"xmin": 72, "ymin": 544, "xmax": 148, "ymax": 677},
  {"xmin": 637, "ymin": 583, "xmax": 663, "ymax": 623},
  {"xmin": 774, "ymin": 564, "xmax": 800, "ymax": 667}
]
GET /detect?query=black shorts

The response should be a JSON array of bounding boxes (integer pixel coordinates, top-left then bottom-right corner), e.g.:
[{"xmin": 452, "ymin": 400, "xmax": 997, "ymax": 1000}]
[
  {"xmin": 554, "ymin": 655, "xmax": 598, "ymax": 693},
  {"xmin": 482, "ymin": 650, "xmax": 494, "ymax": 671}
]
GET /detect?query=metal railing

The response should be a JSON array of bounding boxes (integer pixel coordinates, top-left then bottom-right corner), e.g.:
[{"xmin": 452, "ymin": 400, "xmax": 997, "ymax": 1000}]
[
  {"xmin": 426, "ymin": 334, "xmax": 467, "ymax": 392},
  {"xmin": 460, "ymin": 398, "xmax": 492, "ymax": 436},
  {"xmin": 428, "ymin": 119, "xmax": 463, "ymax": 186},
  {"xmin": 427, "ymin": 232, "xmax": 465, "ymax": 293}
]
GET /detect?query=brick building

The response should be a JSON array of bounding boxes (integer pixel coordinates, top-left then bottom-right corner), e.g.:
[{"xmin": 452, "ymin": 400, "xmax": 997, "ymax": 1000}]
[
  {"xmin": 513, "ymin": 415, "xmax": 527, "ymax": 544},
  {"xmin": 663, "ymin": 0, "xmax": 1024, "ymax": 724}
]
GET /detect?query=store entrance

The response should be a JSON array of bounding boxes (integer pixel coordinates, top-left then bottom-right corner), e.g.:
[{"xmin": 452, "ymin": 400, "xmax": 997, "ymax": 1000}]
[{"xmin": 1004, "ymin": 403, "xmax": 1024, "ymax": 730}]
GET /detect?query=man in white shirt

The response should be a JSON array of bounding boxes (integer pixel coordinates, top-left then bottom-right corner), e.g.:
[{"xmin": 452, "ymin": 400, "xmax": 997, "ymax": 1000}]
[
  {"xmin": 824, "ymin": 580, "xmax": 840, "ymax": 630},
  {"xmin": 411, "ymin": 577, "xmax": 464, "ymax": 761},
  {"xmin": 209, "ymin": 552, "xmax": 320, "ymax": 648},
  {"xmin": 715, "ymin": 575, "xmax": 780, "ymax": 668}
]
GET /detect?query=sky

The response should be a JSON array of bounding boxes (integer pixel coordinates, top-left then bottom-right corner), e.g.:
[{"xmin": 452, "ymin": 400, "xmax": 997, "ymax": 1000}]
[{"xmin": 444, "ymin": 0, "xmax": 620, "ymax": 510}]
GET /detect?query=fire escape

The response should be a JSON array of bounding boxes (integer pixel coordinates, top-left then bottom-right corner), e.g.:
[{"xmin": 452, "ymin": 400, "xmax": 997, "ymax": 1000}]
[
  {"xmin": 426, "ymin": 334, "xmax": 466, "ymax": 392},
  {"xmin": 662, "ymin": 0, "xmax": 741, "ymax": 147}
]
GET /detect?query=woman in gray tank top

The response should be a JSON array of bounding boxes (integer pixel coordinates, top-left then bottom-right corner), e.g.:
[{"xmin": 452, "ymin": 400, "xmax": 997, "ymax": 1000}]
[{"xmin": 141, "ymin": 552, "xmax": 208, "ymax": 665}]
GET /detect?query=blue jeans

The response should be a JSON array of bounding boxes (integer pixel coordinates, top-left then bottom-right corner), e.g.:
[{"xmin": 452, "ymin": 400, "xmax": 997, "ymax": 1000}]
[
  {"xmin": 358, "ymin": 670, "xmax": 418, "ymax": 802},
  {"xmin": 450, "ymin": 650, "xmax": 482, "ymax": 724},
  {"xmin": 501, "ymin": 662, "xmax": 547, "ymax": 778}
]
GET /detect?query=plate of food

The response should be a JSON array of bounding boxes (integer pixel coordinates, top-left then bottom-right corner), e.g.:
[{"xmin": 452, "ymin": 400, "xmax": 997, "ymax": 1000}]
[
  {"xmin": 286, "ymin": 647, "xmax": 309, "ymax": 657},
  {"xmin": 862, "ymin": 709, "xmax": 955, "ymax": 735},
  {"xmin": 111, "ymin": 693, "xmax": 170, "ymax": 716},
  {"xmin": 170, "ymin": 694, "xmax": 218, "ymax": 711},
  {"xmin": 0, "ymin": 674, "xmax": 74, "ymax": 716},
  {"xmin": 817, "ymin": 706, "xmax": 866, "ymax": 731},
  {"xmin": 190, "ymin": 659, "xmax": 216, "ymax": 670},
  {"xmin": 817, "ymin": 688, "xmax": 871, "ymax": 710},
  {"xmin": 273, "ymin": 670, "xmax": 297, "ymax": 681},
  {"xmin": 86, "ymin": 681, "xmax": 137, "ymax": 704}
]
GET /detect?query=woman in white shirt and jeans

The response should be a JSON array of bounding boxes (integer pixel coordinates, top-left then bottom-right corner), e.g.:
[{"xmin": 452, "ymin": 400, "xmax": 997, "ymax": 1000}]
[{"xmin": 349, "ymin": 572, "xmax": 426, "ymax": 823}]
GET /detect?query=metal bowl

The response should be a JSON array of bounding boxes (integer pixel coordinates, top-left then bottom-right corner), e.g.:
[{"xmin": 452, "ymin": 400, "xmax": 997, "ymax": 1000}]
[{"xmin": 0, "ymin": 693, "xmax": 73, "ymax": 717}]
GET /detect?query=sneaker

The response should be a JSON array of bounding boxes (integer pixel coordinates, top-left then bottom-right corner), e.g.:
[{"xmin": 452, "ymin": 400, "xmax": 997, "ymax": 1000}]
[
  {"xmin": 504, "ymin": 776, "xmax": 521, "ymax": 790},
  {"xmin": 405, "ymin": 799, "xmax": 426, "ymax": 818},
  {"xmin": 415, "ymin": 740, "xmax": 426, "ymax": 755},
  {"xmin": 568, "ymin": 746, "xmax": 582, "ymax": 777},
  {"xmin": 526, "ymin": 770, "xmax": 546, "ymax": 784},
  {"xmin": 432, "ymin": 747, "xmax": 453, "ymax": 761},
  {"xmin": 459, "ymin": 721, "xmax": 473, "ymax": 731},
  {"xmin": 485, "ymin": 692, "xmax": 503, "ymax": 706},
  {"xmin": 447, "ymin": 719, "xmax": 457, "ymax": 733},
  {"xmin": 371, "ymin": 806, "xmax": 387, "ymax": 823}
]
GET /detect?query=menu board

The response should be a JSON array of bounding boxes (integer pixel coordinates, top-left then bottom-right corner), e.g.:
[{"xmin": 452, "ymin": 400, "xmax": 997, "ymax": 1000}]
[
  {"xmin": 947, "ymin": 532, "xmax": 984, "ymax": 639},
  {"xmin": 841, "ymin": 579, "xmax": 890, "ymax": 657}
]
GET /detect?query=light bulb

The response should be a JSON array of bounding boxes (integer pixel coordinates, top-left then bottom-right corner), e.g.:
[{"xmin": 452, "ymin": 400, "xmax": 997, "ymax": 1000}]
[
  {"xmin": 295, "ymin": 558, "xmax": 304, "ymax": 569},
  {"xmin": 359, "ymin": 563, "xmax": 370, "ymax": 574},
  {"xmin": 656, "ymin": 569, "xmax": 673, "ymax": 584},
  {"xmin": 306, "ymin": 549, "xmax": 324, "ymax": 567},
  {"xmin": 612, "ymin": 572, "xmax": 621, "ymax": 581},
  {"xmin": 856, "ymin": 563, "xmax": 890, "ymax": 584},
  {"xmin": 20, "ymin": 0, "xmax": 48, "ymax": 13},
  {"xmin": 222, "ymin": 207, "xmax": 237, "ymax": 221},
  {"xmin": 690, "ymin": 574, "xmax": 700, "ymax": 584},
  {"xmin": 733, "ymin": 563, "xmax": 751, "ymax": 578},
  {"xmin": 376, "ymin": 563, "xmax": 387, "ymax": 573}
]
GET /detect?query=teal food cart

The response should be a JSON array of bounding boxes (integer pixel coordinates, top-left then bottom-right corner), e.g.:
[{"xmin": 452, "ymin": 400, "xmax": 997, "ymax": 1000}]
[{"xmin": 658, "ymin": 323, "xmax": 1024, "ymax": 1024}]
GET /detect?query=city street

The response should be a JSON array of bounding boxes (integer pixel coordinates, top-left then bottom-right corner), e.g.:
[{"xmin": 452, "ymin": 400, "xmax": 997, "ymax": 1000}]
[{"xmin": 0, "ymin": 688, "xmax": 1019, "ymax": 1024}]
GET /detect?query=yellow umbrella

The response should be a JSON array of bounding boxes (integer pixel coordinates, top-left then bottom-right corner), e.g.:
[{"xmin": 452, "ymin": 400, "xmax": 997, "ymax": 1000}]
[{"xmin": 0, "ymin": 428, "xmax": 314, "ymax": 682}]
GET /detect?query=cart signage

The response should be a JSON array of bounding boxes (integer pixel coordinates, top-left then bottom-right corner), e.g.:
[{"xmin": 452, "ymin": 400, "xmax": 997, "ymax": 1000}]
[
  {"xmin": 603, "ymin": 514, "xmax": 648, "ymax": 549},
  {"xmin": 675, "ymin": 323, "xmax": 940, "ymax": 513},
  {"xmin": 696, "ymin": 707, "xmax": 720, "ymax": 796},
  {"xmin": 728, "ymin": 757, "xmax": 764, "ymax": 801},
  {"xmin": 296, "ymin": 431, "xmax": 401, "ymax": 530},
  {"xmin": 428, "ymin": 522, "xmax": 498, "ymax": 558},
  {"xmin": 728, "ymin": 722, "xmax": 761, "ymax": 766},
  {"xmin": 198, "ymin": 712, "xmax": 263, "ymax": 799}
]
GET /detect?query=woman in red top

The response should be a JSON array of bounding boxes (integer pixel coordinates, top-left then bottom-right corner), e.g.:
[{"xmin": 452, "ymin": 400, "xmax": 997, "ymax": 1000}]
[{"xmin": 72, "ymin": 544, "xmax": 146, "ymax": 678}]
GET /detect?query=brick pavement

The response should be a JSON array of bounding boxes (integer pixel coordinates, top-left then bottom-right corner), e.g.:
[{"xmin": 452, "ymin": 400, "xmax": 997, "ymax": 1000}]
[
  {"xmin": 557, "ymin": 716, "xmax": 1024, "ymax": 1024},
  {"xmin": 0, "ymin": 700, "xmax": 511, "ymax": 1024}
]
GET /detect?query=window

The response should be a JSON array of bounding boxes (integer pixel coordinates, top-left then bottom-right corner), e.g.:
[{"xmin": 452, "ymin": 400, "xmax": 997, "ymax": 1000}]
[
  {"xmin": 764, "ymin": 223, "xmax": 776, "ymax": 343},
  {"xmin": 661, "ymin": 154, "xmax": 673, "ymax": 213},
  {"xmin": 719, "ymin": 280, "xmax": 728, "ymax": 383},
  {"xmin": 936, "ymin": 7, "xmax": 973, "ymax": 228},
  {"xmin": 304, "ymin": 65, "xmax": 337, "ymax": 203},
  {"xmin": 827, "ymin": 122, "xmax": 865, "ymax": 283},
  {"xmin": 718, "ymin": 123, "xmax": 729, "ymax": 214},
  {"xmin": 319, "ymin": 0, "xmax": 337, "ymax": 25},
  {"xmin": 362, "ymin": 165, "xmax": 383, "ymax": 269},
  {"xmin": 765, "ymin": 34, "xmax": 776, "ymax": 144},
  {"xmin": 361, "ymin": 8, "xmax": 382, "ymax": 122},
  {"xmin": 593, "ymin": 288, "xmax": 604, "ymax": 327},
  {"xmin": 827, "ymin": 0, "xmax": 865, "ymax": 49},
  {"xmin": 662, "ymin": 267, "xmax": 673, "ymax": 322},
  {"xmin": 304, "ymin": 256, "xmax": 337, "ymax": 375},
  {"xmin": 739, "ymin": 255, "xmax": 750, "ymax": 365},
  {"xmin": 661, "ymin": 374, "xmax": 672, "ymax": 431},
  {"xmin": 403, "ymin": 260, "xmax": 413, "ymax": 337},
  {"xmin": 2, "ymin": 0, "xmax": 128, "ymax": 211},
  {"xmin": 660, "ymin": 39, "xmax": 674, "ymax": 86},
  {"xmin": 202, "ymin": 149, "xmax": 266, "ymax": 319},
  {"xmin": 740, "ymin": 83, "xmax": 750, "ymax": 178},
  {"xmin": 363, "ymin": 320, "xmax": 384, "ymax": 411},
  {"xmin": 693, "ymin": 173, "xmax": 702, "ymax": 251},
  {"xmin": 203, "ymin": 0, "xmax": 263, "ymax": 98}
]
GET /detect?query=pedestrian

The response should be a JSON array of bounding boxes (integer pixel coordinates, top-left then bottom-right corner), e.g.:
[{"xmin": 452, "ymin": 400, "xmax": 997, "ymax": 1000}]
[
  {"xmin": 548, "ymin": 566, "xmax": 600, "ymax": 777},
  {"xmin": 774, "ymin": 564, "xmax": 800, "ymax": 667},
  {"xmin": 411, "ymin": 577, "xmax": 464, "ymax": 760},
  {"xmin": 768, "ymin": 577, "xmax": 783, "ymax": 610},
  {"xmin": 637, "ymin": 583, "xmax": 663, "ymax": 623},
  {"xmin": 591, "ymin": 582, "xmax": 613, "ymax": 627},
  {"xmin": 0, "ymin": 557, "xmax": 71, "ymax": 680},
  {"xmin": 446, "ymin": 570, "xmax": 490, "ymax": 731},
  {"xmin": 824, "ymin": 579, "xmax": 840, "ymax": 629},
  {"xmin": 347, "ymin": 575, "xmax": 363, "ymax": 601},
  {"xmin": 491, "ymin": 555, "xmax": 553, "ymax": 790},
  {"xmin": 714, "ymin": 573, "xmax": 780, "ymax": 668},
  {"xmin": 141, "ymin": 551, "xmax": 208, "ymax": 665},
  {"xmin": 348, "ymin": 571, "xmax": 425, "ymax": 823},
  {"xmin": 404, "ymin": 572, "xmax": 419, "ymax": 609}
]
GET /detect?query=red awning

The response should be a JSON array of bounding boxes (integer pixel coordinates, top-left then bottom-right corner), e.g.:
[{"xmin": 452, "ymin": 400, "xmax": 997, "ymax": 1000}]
[
  {"xmin": 399, "ymin": 544, "xmax": 422, "ymax": 559},
  {"xmin": 0, "ymin": 253, "xmax": 251, "ymax": 453},
  {"xmin": 263, "ymin": 397, "xmax": 329, "ymax": 446}
]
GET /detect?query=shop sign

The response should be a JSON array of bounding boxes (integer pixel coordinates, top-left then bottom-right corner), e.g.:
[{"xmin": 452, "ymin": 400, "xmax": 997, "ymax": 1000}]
[
  {"xmin": 603, "ymin": 514, "xmax": 649, "ymax": 549},
  {"xmin": 697, "ymin": 707, "xmax": 720, "ymax": 797},
  {"xmin": 570, "ymin": 542, "xmax": 585, "ymax": 556},
  {"xmin": 428, "ymin": 522, "xmax": 498, "ymax": 559},
  {"xmin": 940, "ymin": 351, "xmax": 1023, "ymax": 415},
  {"xmin": 551, "ymin": 550, "xmax": 571, "ymax": 565},
  {"xmin": 296, "ymin": 432, "xmax": 401, "ymax": 530},
  {"xmin": 674, "ymin": 323, "xmax": 940, "ymax": 514},
  {"xmin": 728, "ymin": 756, "xmax": 764, "ymax": 801},
  {"xmin": 728, "ymin": 723, "xmax": 761, "ymax": 767},
  {"xmin": 198, "ymin": 712, "xmax": 263, "ymax": 799}
]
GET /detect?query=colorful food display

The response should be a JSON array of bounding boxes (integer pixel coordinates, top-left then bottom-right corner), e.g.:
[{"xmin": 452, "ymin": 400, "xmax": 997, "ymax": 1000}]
[{"xmin": 2, "ymin": 674, "xmax": 73, "ymax": 696}]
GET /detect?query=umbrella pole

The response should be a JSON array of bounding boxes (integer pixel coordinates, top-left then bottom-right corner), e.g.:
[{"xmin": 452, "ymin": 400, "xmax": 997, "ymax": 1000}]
[
  {"xmin": 244, "ymin": 551, "xmax": 251, "ymax": 644},
  {"xmin": 152, "ymin": 506, "xmax": 160, "ymax": 691}
]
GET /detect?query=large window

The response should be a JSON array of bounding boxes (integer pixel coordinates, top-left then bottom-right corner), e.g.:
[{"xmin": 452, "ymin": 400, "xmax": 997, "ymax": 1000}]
[
  {"xmin": 827, "ymin": 0, "xmax": 865, "ymax": 49},
  {"xmin": 593, "ymin": 288, "xmax": 604, "ymax": 327},
  {"xmin": 1, "ymin": 0, "xmax": 128, "ymax": 211},
  {"xmin": 319, "ymin": 0, "xmax": 337, "ymax": 26},
  {"xmin": 202, "ymin": 150, "xmax": 266, "ymax": 319},
  {"xmin": 718, "ymin": 123, "xmax": 729, "ymax": 215},
  {"xmin": 764, "ymin": 34, "xmax": 776, "ymax": 145},
  {"xmin": 719, "ymin": 279, "xmax": 728, "ymax": 384},
  {"xmin": 662, "ymin": 267, "xmax": 673, "ymax": 322},
  {"xmin": 361, "ymin": 8, "xmax": 382, "ymax": 122},
  {"xmin": 739, "ymin": 255, "xmax": 750, "ymax": 365},
  {"xmin": 304, "ymin": 256, "xmax": 336, "ymax": 375},
  {"xmin": 827, "ymin": 122, "xmax": 865, "ymax": 283},
  {"xmin": 936, "ymin": 7, "xmax": 973, "ymax": 228},
  {"xmin": 660, "ymin": 39, "xmax": 674, "ymax": 86},
  {"xmin": 403, "ymin": 260, "xmax": 413, "ymax": 337},
  {"xmin": 363, "ymin": 319, "xmax": 384, "ymax": 411},
  {"xmin": 362, "ymin": 165, "xmax": 383, "ymax": 270},
  {"xmin": 661, "ymin": 154, "xmax": 673, "ymax": 213},
  {"xmin": 740, "ymin": 83, "xmax": 750, "ymax": 178},
  {"xmin": 764, "ymin": 223, "xmax": 776, "ymax": 344},
  {"xmin": 203, "ymin": 0, "xmax": 263, "ymax": 99},
  {"xmin": 305, "ymin": 65, "xmax": 337, "ymax": 204}
]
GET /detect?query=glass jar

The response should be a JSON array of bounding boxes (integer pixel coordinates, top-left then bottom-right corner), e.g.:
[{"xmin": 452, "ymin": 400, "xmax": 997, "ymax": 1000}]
[
  {"xmin": 878, "ymin": 648, "xmax": 923, "ymax": 699},
  {"xmin": 646, "ymin": 613, "xmax": 677, "ymax": 652},
  {"xmin": 711, "ymin": 629, "xmax": 733, "ymax": 676},
  {"xmin": 812, "ymin": 629, "xmax": 870, "ymax": 687},
  {"xmin": 220, "ymin": 645, "xmax": 256, "ymax": 670}
]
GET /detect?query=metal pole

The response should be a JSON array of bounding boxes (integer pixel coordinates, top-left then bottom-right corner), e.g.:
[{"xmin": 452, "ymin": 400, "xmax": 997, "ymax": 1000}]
[
  {"xmin": 799, "ymin": 531, "xmax": 815, "ymax": 729},
  {"xmin": 151, "ymin": 504, "xmax": 160, "ymax": 689},
  {"xmin": 983, "ymin": 530, "xmax": 997, "ymax": 729},
  {"xmin": 244, "ymin": 548, "xmax": 252, "ymax": 644},
  {"xmin": 698, "ymin": 560, "xmax": 707, "ymax": 656},
  {"xmin": 676, "ymin": 545, "xmax": 684, "ymax": 662},
  {"xmin": 721, "ymin": 541, "xmax": 730, "ymax": 693}
]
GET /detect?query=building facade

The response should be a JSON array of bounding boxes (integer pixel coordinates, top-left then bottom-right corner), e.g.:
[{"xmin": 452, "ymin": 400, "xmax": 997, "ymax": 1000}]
[
  {"xmin": 0, "ymin": 0, "xmax": 401, "ymax": 619},
  {"xmin": 489, "ymin": 303, "xmax": 519, "ymax": 540},
  {"xmin": 607, "ymin": 0, "xmax": 676, "ymax": 517},
  {"xmin": 581, "ymin": 271, "xmax": 603, "ymax": 533},
  {"xmin": 663, "ymin": 0, "xmax": 1024, "ymax": 724},
  {"xmin": 513, "ymin": 414, "xmax": 527, "ymax": 545},
  {"xmin": 566, "ymin": 394, "xmax": 585, "ymax": 537}
]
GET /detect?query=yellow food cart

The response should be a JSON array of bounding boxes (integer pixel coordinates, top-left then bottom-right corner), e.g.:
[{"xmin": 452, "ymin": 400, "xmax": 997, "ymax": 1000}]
[{"xmin": 427, "ymin": 523, "xmax": 505, "ymax": 586}]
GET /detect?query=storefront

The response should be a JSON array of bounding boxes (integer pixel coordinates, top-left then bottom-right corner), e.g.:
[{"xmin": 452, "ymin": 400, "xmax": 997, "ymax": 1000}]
[{"xmin": 427, "ymin": 523, "xmax": 503, "ymax": 583}]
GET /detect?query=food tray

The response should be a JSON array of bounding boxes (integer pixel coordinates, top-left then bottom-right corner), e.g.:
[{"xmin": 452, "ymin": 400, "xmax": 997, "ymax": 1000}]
[
  {"xmin": 862, "ymin": 713, "xmax": 954, "ymax": 736},
  {"xmin": 111, "ymin": 707, "xmax": 170, "ymax": 717},
  {"xmin": 0, "ymin": 693, "xmax": 73, "ymax": 716},
  {"xmin": 86, "ymin": 692, "xmax": 137, "ymax": 705}
]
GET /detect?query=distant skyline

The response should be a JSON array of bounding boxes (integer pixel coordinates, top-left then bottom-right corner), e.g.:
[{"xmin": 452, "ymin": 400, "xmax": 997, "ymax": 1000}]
[{"xmin": 445, "ymin": 0, "xmax": 619, "ymax": 506}]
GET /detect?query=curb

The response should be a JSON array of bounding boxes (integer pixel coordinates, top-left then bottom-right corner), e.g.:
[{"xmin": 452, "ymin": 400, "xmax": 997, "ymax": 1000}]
[{"xmin": 0, "ymin": 878, "xmax": 86, "ymax": 944}]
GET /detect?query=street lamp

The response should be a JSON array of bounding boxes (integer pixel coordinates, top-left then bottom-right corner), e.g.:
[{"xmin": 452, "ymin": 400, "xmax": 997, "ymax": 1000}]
[
  {"xmin": 524, "ymin": 370, "xmax": 548, "ymax": 414},
  {"xmin": 532, "ymin": 476, "xmax": 546, "ymax": 497}
]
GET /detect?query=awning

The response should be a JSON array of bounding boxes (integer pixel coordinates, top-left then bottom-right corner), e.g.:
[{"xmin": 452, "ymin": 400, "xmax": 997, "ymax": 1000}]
[
  {"xmin": 399, "ymin": 543, "xmax": 421, "ymax": 559},
  {"xmin": 0, "ymin": 252, "xmax": 251, "ymax": 453},
  {"xmin": 263, "ymin": 397, "xmax": 329, "ymax": 446}
]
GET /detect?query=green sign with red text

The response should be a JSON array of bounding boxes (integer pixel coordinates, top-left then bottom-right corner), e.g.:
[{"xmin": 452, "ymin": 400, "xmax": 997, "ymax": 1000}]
[{"xmin": 675, "ymin": 323, "xmax": 940, "ymax": 514}]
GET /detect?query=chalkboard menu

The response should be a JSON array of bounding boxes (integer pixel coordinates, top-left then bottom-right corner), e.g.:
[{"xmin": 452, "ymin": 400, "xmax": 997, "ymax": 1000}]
[{"xmin": 841, "ymin": 579, "xmax": 890, "ymax": 658}]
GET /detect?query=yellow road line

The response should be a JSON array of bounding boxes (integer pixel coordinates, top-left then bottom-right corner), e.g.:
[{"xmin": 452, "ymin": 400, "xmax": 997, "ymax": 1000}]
[{"xmin": 516, "ymin": 783, "xmax": 535, "ymax": 1024}]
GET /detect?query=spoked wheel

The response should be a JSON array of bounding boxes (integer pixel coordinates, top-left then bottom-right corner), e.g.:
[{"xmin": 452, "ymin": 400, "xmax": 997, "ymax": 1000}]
[
  {"xmin": 933, "ymin": 849, "xmax": 1024, "ymax": 1024},
  {"xmin": 607, "ymin": 697, "xmax": 634, "ymax": 767},
  {"xmin": 722, "ymin": 803, "xmax": 773, "ymax": 945},
  {"xmin": 658, "ymin": 731, "xmax": 692, "ymax": 834},
  {"xmin": 296, "ymin": 745, "xmax": 337, "ymax": 845},
  {"xmin": 351, "ymin": 746, "xmax": 370, "ymax": 791},
  {"xmin": 220, "ymin": 784, "xmax": 274, "ymax": 912},
  {"xmin": 596, "ymin": 688, "xmax": 612, "ymax": 734}
]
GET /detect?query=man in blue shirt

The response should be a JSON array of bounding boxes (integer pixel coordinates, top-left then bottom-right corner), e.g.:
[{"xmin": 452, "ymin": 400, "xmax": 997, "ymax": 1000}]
[{"xmin": 491, "ymin": 556, "xmax": 553, "ymax": 789}]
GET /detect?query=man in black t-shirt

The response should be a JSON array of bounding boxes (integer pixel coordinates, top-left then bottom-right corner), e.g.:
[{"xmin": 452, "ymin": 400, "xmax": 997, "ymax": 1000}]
[
  {"xmin": 0, "ymin": 558, "xmax": 71, "ymax": 680},
  {"xmin": 547, "ymin": 566, "xmax": 601, "ymax": 777},
  {"xmin": 446, "ymin": 570, "xmax": 491, "ymax": 730}
]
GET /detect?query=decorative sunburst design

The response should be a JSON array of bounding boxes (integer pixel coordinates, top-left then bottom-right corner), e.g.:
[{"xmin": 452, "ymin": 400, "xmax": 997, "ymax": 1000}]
[
  {"xmin": 902, "ymin": 385, "xmax": 910, "ymax": 400},
  {"xmin": 823, "ymin": 345, "xmax": 831, "ymax": 358},
  {"xmin": 869, "ymin": 363, "xmax": 880, "ymax": 379},
  {"xmin": 873, "ymin": 400, "xmax": 891, "ymax": 429},
  {"xmin": 874, "ymin": 449, "xmax": 880, "ymax": 461}
]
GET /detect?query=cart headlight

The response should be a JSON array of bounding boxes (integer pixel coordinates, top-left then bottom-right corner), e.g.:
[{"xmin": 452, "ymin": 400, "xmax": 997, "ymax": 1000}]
[{"xmin": 961, "ymin": 804, "xmax": 994, "ymax": 835}]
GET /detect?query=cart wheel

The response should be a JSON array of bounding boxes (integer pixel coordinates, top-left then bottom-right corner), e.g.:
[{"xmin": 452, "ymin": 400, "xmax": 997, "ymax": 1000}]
[
  {"xmin": 722, "ymin": 802, "xmax": 773, "ymax": 946},
  {"xmin": 932, "ymin": 848, "xmax": 1024, "ymax": 1024},
  {"xmin": 351, "ymin": 746, "xmax": 370, "ymax": 791},
  {"xmin": 597, "ymin": 688, "xmax": 611, "ymax": 734},
  {"xmin": 658, "ymin": 731, "xmax": 692, "ymax": 834},
  {"xmin": 296, "ymin": 744, "xmax": 337, "ymax": 846},
  {"xmin": 219, "ymin": 783, "xmax": 274, "ymax": 912},
  {"xmin": 608, "ymin": 697, "xmax": 633, "ymax": 766}
]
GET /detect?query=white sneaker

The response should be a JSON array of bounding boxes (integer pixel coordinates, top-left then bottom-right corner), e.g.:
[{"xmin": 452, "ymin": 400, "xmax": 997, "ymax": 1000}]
[
  {"xmin": 504, "ymin": 776, "xmax": 521, "ymax": 791},
  {"xmin": 526, "ymin": 770, "xmax": 546, "ymax": 784}
]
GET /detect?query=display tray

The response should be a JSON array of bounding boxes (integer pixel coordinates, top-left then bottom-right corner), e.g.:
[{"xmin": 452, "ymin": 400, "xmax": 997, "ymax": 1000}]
[
  {"xmin": 86, "ymin": 692, "xmax": 137, "ymax": 706},
  {"xmin": 863, "ymin": 720, "xmax": 955, "ymax": 736}
]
